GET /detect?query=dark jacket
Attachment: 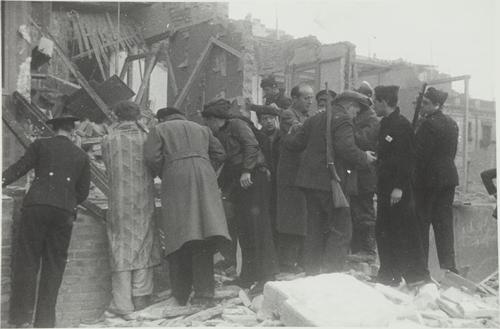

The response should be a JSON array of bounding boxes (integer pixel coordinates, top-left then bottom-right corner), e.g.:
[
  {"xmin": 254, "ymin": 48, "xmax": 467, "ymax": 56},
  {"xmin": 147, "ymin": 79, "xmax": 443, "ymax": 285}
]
[
  {"xmin": 353, "ymin": 108, "xmax": 380, "ymax": 194},
  {"xmin": 265, "ymin": 89, "xmax": 292, "ymax": 110},
  {"xmin": 215, "ymin": 118, "xmax": 266, "ymax": 188},
  {"xmin": 377, "ymin": 107, "xmax": 415, "ymax": 193},
  {"xmin": 2, "ymin": 135, "xmax": 91, "ymax": 214},
  {"xmin": 481, "ymin": 168, "xmax": 497, "ymax": 195},
  {"xmin": 415, "ymin": 110, "xmax": 459, "ymax": 190},
  {"xmin": 284, "ymin": 105, "xmax": 370, "ymax": 192}
]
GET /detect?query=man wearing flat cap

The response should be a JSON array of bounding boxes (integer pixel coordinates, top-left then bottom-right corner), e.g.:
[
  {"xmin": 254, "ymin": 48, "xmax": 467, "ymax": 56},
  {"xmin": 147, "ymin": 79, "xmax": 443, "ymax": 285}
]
[
  {"xmin": 316, "ymin": 89, "xmax": 337, "ymax": 112},
  {"xmin": 414, "ymin": 87, "xmax": 459, "ymax": 274},
  {"xmin": 260, "ymin": 75, "xmax": 292, "ymax": 111},
  {"xmin": 284, "ymin": 90, "xmax": 377, "ymax": 274},
  {"xmin": 202, "ymin": 99, "xmax": 278, "ymax": 293},
  {"xmin": 102, "ymin": 101, "xmax": 161, "ymax": 317},
  {"xmin": 144, "ymin": 105, "xmax": 229, "ymax": 306},
  {"xmin": 3, "ymin": 113, "xmax": 91, "ymax": 327},
  {"xmin": 372, "ymin": 85, "xmax": 431, "ymax": 288}
]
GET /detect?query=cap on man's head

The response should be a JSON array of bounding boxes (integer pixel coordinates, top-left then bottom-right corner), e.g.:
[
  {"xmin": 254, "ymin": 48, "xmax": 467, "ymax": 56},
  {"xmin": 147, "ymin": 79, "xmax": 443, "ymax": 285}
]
[
  {"xmin": 156, "ymin": 107, "xmax": 184, "ymax": 120},
  {"xmin": 255, "ymin": 105, "xmax": 279, "ymax": 118},
  {"xmin": 355, "ymin": 81, "xmax": 373, "ymax": 98},
  {"xmin": 374, "ymin": 85, "xmax": 399, "ymax": 99},
  {"xmin": 424, "ymin": 87, "xmax": 448, "ymax": 107},
  {"xmin": 113, "ymin": 100, "xmax": 140, "ymax": 121},
  {"xmin": 260, "ymin": 76, "xmax": 278, "ymax": 89},
  {"xmin": 334, "ymin": 90, "xmax": 373, "ymax": 109},
  {"xmin": 315, "ymin": 89, "xmax": 337, "ymax": 102},
  {"xmin": 201, "ymin": 99, "xmax": 232, "ymax": 119}
]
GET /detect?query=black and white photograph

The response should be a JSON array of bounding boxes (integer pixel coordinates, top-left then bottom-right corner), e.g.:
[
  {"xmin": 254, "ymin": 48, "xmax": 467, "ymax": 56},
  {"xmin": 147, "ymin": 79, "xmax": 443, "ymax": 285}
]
[{"xmin": 1, "ymin": 0, "xmax": 498, "ymax": 327}]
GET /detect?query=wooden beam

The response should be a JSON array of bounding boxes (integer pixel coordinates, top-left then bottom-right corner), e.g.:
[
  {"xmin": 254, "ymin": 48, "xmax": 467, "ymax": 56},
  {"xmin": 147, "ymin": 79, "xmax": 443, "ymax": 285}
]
[
  {"xmin": 29, "ymin": 17, "xmax": 116, "ymax": 123},
  {"xmin": 174, "ymin": 40, "xmax": 214, "ymax": 108},
  {"xmin": 210, "ymin": 37, "xmax": 243, "ymax": 59},
  {"xmin": 134, "ymin": 44, "xmax": 164, "ymax": 105},
  {"xmin": 164, "ymin": 51, "xmax": 178, "ymax": 97}
]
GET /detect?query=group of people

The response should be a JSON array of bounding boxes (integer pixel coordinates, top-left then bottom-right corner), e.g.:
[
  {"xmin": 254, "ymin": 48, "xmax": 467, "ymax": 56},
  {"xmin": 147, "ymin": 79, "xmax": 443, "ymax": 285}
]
[{"xmin": 3, "ymin": 76, "xmax": 462, "ymax": 327}]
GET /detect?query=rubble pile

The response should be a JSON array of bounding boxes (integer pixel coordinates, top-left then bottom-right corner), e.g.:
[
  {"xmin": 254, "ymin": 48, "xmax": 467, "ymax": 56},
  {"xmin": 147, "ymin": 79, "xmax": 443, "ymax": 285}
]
[{"xmin": 79, "ymin": 269, "xmax": 498, "ymax": 328}]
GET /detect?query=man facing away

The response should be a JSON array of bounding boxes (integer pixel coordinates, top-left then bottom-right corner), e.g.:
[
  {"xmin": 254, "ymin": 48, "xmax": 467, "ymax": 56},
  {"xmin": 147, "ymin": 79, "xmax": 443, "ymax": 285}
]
[
  {"xmin": 284, "ymin": 91, "xmax": 376, "ymax": 274},
  {"xmin": 3, "ymin": 114, "xmax": 91, "ymax": 328},
  {"xmin": 372, "ymin": 85, "xmax": 431, "ymax": 287},
  {"xmin": 414, "ymin": 87, "xmax": 459, "ymax": 274},
  {"xmin": 144, "ymin": 107, "xmax": 230, "ymax": 306},
  {"xmin": 101, "ymin": 101, "xmax": 161, "ymax": 317}
]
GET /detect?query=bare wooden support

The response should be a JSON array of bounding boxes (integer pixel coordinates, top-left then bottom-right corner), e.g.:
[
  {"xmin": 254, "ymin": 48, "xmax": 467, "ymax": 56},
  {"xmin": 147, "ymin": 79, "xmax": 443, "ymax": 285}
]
[
  {"xmin": 134, "ymin": 43, "xmax": 164, "ymax": 105},
  {"xmin": 29, "ymin": 17, "xmax": 116, "ymax": 123}
]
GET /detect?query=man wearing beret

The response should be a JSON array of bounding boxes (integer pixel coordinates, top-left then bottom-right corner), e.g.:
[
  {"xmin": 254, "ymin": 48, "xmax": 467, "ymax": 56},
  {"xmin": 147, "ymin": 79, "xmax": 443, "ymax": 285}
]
[
  {"xmin": 3, "ymin": 114, "xmax": 91, "ymax": 327},
  {"xmin": 373, "ymin": 85, "xmax": 431, "ymax": 287},
  {"xmin": 315, "ymin": 89, "xmax": 337, "ymax": 112},
  {"xmin": 284, "ymin": 91, "xmax": 376, "ymax": 274},
  {"xmin": 414, "ymin": 87, "xmax": 459, "ymax": 274},
  {"xmin": 260, "ymin": 75, "xmax": 292, "ymax": 111},
  {"xmin": 144, "ymin": 106, "xmax": 230, "ymax": 306},
  {"xmin": 102, "ymin": 101, "xmax": 161, "ymax": 317}
]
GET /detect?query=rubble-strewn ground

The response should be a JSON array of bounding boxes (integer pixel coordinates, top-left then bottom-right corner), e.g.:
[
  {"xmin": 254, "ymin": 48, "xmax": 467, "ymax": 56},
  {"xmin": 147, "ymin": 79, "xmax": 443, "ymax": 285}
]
[{"xmin": 78, "ymin": 261, "xmax": 499, "ymax": 328}]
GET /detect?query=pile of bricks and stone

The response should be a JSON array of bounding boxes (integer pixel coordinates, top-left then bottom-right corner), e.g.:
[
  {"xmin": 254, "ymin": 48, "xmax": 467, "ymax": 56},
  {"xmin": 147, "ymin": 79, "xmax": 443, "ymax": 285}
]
[{"xmin": 78, "ymin": 264, "xmax": 498, "ymax": 328}]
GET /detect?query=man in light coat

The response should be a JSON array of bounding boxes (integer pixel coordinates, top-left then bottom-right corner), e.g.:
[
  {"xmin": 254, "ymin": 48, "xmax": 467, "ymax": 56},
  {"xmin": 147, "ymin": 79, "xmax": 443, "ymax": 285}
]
[
  {"xmin": 102, "ymin": 101, "xmax": 161, "ymax": 317},
  {"xmin": 144, "ymin": 107, "xmax": 230, "ymax": 306}
]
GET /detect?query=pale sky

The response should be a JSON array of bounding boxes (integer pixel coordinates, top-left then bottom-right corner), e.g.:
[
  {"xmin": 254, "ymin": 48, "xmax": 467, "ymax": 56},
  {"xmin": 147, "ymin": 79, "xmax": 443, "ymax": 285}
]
[{"xmin": 228, "ymin": 0, "xmax": 497, "ymax": 101}]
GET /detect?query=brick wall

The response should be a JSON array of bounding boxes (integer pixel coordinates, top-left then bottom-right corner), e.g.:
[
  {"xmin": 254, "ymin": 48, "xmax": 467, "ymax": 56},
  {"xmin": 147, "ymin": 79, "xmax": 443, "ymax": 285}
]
[{"xmin": 2, "ymin": 193, "xmax": 169, "ymax": 327}]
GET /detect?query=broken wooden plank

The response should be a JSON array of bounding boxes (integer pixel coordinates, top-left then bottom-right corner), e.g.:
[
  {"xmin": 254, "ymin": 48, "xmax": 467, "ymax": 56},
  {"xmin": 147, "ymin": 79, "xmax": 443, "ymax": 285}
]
[
  {"xmin": 105, "ymin": 12, "xmax": 125, "ymax": 51},
  {"xmin": 68, "ymin": 12, "xmax": 84, "ymax": 55},
  {"xmin": 74, "ymin": 12, "xmax": 91, "ymax": 59},
  {"xmin": 29, "ymin": 17, "xmax": 116, "ymax": 123},
  {"xmin": 183, "ymin": 305, "xmax": 224, "ymax": 323},
  {"xmin": 164, "ymin": 51, "xmax": 179, "ymax": 97},
  {"xmin": 119, "ymin": 61, "xmax": 130, "ymax": 81},
  {"xmin": 441, "ymin": 270, "xmax": 489, "ymax": 295},
  {"xmin": 211, "ymin": 37, "xmax": 243, "ymax": 59},
  {"xmin": 88, "ymin": 34, "xmax": 108, "ymax": 80},
  {"xmin": 174, "ymin": 40, "xmax": 214, "ymax": 108}
]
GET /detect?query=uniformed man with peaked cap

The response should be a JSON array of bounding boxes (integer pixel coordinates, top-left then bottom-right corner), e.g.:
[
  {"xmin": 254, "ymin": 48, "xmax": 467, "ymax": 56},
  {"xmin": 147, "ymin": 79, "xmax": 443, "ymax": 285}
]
[{"xmin": 3, "ymin": 113, "xmax": 91, "ymax": 327}]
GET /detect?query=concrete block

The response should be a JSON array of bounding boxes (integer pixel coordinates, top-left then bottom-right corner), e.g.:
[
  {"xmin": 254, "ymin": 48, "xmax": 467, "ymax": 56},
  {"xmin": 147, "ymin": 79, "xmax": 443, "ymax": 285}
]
[{"xmin": 262, "ymin": 273, "xmax": 398, "ymax": 326}]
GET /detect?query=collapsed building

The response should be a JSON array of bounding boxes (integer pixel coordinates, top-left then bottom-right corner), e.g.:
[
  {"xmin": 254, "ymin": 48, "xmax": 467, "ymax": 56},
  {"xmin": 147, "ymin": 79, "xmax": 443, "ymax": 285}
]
[{"xmin": 1, "ymin": 1, "xmax": 497, "ymax": 327}]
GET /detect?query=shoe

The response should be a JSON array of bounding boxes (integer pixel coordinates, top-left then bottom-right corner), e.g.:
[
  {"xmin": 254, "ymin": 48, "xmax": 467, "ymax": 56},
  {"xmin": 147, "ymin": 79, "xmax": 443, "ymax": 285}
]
[
  {"xmin": 133, "ymin": 295, "xmax": 152, "ymax": 312},
  {"xmin": 190, "ymin": 296, "xmax": 217, "ymax": 308},
  {"xmin": 249, "ymin": 280, "xmax": 266, "ymax": 297},
  {"xmin": 224, "ymin": 277, "xmax": 254, "ymax": 289},
  {"xmin": 347, "ymin": 251, "xmax": 376, "ymax": 264}
]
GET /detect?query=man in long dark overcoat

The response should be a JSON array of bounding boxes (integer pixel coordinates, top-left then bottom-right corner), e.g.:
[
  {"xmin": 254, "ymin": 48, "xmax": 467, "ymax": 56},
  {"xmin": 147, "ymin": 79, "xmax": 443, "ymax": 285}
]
[
  {"xmin": 284, "ymin": 91, "xmax": 376, "ymax": 274},
  {"xmin": 414, "ymin": 87, "xmax": 459, "ymax": 274},
  {"xmin": 372, "ymin": 85, "xmax": 430, "ymax": 286}
]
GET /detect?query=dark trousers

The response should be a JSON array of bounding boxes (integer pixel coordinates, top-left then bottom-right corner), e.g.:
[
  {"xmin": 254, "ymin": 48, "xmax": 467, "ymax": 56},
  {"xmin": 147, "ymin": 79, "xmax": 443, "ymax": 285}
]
[
  {"xmin": 9, "ymin": 205, "xmax": 74, "ymax": 328},
  {"xmin": 350, "ymin": 192, "xmax": 376, "ymax": 255},
  {"xmin": 218, "ymin": 198, "xmax": 238, "ymax": 268},
  {"xmin": 278, "ymin": 233, "xmax": 304, "ymax": 270},
  {"xmin": 233, "ymin": 170, "xmax": 278, "ymax": 284},
  {"xmin": 302, "ymin": 189, "xmax": 352, "ymax": 275},
  {"xmin": 376, "ymin": 189, "xmax": 430, "ymax": 285},
  {"xmin": 416, "ymin": 186, "xmax": 457, "ymax": 272},
  {"xmin": 167, "ymin": 240, "xmax": 215, "ymax": 305}
]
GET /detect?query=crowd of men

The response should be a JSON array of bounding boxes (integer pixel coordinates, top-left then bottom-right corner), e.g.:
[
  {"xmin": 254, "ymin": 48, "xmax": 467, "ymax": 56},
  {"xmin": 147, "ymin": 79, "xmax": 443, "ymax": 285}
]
[{"xmin": 3, "ymin": 76, "xmax": 463, "ymax": 326}]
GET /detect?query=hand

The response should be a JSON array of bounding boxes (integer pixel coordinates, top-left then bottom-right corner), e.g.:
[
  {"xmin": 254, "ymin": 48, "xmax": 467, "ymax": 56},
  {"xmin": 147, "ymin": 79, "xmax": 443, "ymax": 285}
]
[
  {"xmin": 288, "ymin": 123, "xmax": 302, "ymax": 135},
  {"xmin": 269, "ymin": 103, "xmax": 280, "ymax": 110},
  {"xmin": 264, "ymin": 168, "xmax": 271, "ymax": 182},
  {"xmin": 240, "ymin": 172, "xmax": 253, "ymax": 189},
  {"xmin": 390, "ymin": 188, "xmax": 403, "ymax": 206},
  {"xmin": 365, "ymin": 151, "xmax": 377, "ymax": 163}
]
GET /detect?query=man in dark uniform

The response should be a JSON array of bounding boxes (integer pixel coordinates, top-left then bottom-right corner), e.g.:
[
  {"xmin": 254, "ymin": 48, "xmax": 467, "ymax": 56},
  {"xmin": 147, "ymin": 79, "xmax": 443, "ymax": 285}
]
[
  {"xmin": 349, "ymin": 82, "xmax": 380, "ymax": 262},
  {"xmin": 373, "ymin": 85, "xmax": 430, "ymax": 287},
  {"xmin": 3, "ymin": 114, "xmax": 91, "ymax": 328},
  {"xmin": 261, "ymin": 76, "xmax": 292, "ymax": 110},
  {"xmin": 315, "ymin": 89, "xmax": 337, "ymax": 112},
  {"xmin": 284, "ymin": 91, "xmax": 377, "ymax": 274},
  {"xmin": 415, "ymin": 87, "xmax": 460, "ymax": 274}
]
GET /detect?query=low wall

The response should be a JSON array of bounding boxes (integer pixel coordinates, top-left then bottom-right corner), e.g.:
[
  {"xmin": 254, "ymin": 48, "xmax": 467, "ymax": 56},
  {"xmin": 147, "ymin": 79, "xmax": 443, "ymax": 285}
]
[
  {"xmin": 1, "ymin": 192, "xmax": 169, "ymax": 328},
  {"xmin": 428, "ymin": 203, "xmax": 498, "ymax": 282}
]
